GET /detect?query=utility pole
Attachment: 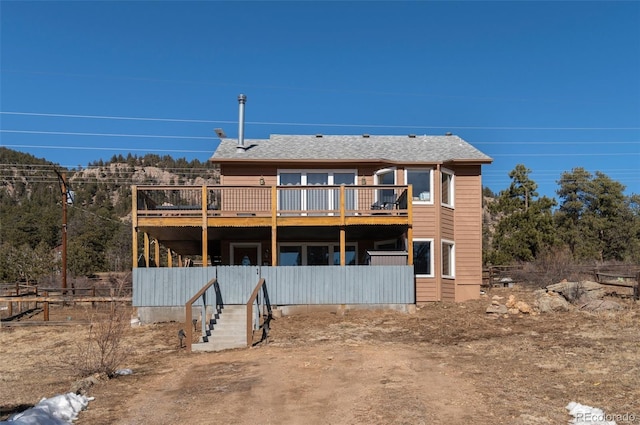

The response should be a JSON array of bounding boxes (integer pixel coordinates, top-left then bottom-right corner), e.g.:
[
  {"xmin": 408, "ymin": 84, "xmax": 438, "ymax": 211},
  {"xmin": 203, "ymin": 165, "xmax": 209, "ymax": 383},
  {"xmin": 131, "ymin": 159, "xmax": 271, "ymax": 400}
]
[{"xmin": 54, "ymin": 169, "xmax": 70, "ymax": 292}]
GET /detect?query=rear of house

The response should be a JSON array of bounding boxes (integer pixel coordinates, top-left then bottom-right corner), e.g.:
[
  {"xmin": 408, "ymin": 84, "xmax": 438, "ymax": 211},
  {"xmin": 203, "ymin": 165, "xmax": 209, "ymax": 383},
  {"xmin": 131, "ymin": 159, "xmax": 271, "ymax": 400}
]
[{"xmin": 209, "ymin": 132, "xmax": 492, "ymax": 302}]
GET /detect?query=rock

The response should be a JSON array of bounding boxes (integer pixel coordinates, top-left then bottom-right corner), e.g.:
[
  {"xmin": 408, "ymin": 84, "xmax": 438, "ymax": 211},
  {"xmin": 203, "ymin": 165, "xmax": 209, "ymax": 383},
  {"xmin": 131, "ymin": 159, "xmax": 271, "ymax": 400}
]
[
  {"xmin": 536, "ymin": 293, "xmax": 571, "ymax": 313},
  {"xmin": 491, "ymin": 295, "xmax": 504, "ymax": 300},
  {"xmin": 70, "ymin": 373, "xmax": 107, "ymax": 395},
  {"xmin": 546, "ymin": 281, "xmax": 606, "ymax": 302},
  {"xmin": 508, "ymin": 308, "xmax": 520, "ymax": 315},
  {"xmin": 515, "ymin": 300, "xmax": 533, "ymax": 314},
  {"xmin": 579, "ymin": 299, "xmax": 623, "ymax": 312},
  {"xmin": 486, "ymin": 304, "xmax": 508, "ymax": 314},
  {"xmin": 491, "ymin": 300, "xmax": 500, "ymax": 306},
  {"xmin": 505, "ymin": 295, "xmax": 517, "ymax": 308}
]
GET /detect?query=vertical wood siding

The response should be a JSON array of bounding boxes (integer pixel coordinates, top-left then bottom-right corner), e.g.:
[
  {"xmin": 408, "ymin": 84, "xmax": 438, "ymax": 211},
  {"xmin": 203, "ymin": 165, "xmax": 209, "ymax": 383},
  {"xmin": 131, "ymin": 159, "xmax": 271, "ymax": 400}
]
[{"xmin": 134, "ymin": 265, "xmax": 415, "ymax": 306}]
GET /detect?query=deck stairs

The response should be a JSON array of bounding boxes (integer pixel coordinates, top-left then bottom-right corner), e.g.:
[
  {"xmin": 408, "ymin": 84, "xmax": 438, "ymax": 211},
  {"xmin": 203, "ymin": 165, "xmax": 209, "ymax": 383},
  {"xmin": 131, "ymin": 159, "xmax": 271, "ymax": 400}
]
[{"xmin": 191, "ymin": 304, "xmax": 247, "ymax": 352}]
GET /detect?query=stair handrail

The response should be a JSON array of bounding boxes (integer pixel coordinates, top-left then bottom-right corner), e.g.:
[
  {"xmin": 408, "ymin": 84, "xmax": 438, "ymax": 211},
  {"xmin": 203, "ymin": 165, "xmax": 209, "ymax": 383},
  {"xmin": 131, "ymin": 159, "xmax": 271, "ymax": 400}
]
[
  {"xmin": 246, "ymin": 278, "xmax": 272, "ymax": 346},
  {"xmin": 185, "ymin": 277, "xmax": 218, "ymax": 352}
]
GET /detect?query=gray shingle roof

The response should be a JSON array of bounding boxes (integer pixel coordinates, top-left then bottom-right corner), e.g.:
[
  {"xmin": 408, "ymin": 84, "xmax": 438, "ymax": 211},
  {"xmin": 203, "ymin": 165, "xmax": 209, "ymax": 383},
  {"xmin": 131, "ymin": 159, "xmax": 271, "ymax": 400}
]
[{"xmin": 210, "ymin": 134, "xmax": 492, "ymax": 163}]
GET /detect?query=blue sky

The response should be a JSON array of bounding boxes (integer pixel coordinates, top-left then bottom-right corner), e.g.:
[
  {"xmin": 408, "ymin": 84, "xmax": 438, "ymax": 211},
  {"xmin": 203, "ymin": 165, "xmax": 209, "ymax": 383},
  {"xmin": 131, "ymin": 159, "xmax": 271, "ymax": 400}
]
[{"xmin": 1, "ymin": 1, "xmax": 639, "ymax": 199}]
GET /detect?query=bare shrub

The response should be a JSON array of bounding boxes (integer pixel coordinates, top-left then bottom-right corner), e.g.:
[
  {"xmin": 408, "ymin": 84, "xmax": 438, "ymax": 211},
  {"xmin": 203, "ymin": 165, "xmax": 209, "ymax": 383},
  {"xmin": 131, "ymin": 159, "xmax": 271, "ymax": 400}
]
[{"xmin": 67, "ymin": 275, "xmax": 132, "ymax": 378}]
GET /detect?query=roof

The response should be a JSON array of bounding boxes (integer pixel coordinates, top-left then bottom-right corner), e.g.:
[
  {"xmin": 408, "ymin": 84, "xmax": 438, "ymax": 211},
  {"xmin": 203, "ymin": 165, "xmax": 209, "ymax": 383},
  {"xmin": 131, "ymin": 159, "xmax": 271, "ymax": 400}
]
[{"xmin": 210, "ymin": 134, "xmax": 493, "ymax": 164}]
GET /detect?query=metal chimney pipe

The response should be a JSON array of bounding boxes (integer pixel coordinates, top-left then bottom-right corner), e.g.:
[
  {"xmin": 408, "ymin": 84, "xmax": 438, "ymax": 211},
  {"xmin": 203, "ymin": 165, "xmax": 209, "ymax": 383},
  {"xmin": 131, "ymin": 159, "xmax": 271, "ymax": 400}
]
[{"xmin": 237, "ymin": 94, "xmax": 247, "ymax": 153}]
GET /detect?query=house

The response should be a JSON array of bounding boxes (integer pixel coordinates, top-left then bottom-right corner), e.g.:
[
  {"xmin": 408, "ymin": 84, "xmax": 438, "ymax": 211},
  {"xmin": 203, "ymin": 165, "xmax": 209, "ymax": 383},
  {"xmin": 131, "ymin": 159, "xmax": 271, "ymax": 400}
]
[{"xmin": 131, "ymin": 96, "xmax": 492, "ymax": 308}]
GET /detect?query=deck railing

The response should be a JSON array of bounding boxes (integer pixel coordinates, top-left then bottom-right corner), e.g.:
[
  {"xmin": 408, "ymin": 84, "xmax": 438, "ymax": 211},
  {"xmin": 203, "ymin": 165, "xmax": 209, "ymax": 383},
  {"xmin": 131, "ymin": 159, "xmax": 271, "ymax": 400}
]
[
  {"xmin": 184, "ymin": 277, "xmax": 219, "ymax": 352},
  {"xmin": 135, "ymin": 185, "xmax": 410, "ymax": 217}
]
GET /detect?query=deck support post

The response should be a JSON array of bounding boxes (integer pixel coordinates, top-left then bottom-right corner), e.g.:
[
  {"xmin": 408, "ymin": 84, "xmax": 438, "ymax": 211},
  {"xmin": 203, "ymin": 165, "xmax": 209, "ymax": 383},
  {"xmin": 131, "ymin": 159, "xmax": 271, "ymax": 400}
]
[
  {"xmin": 202, "ymin": 186, "xmax": 208, "ymax": 267},
  {"xmin": 271, "ymin": 186, "xmax": 278, "ymax": 266},
  {"xmin": 407, "ymin": 184, "xmax": 413, "ymax": 266},
  {"xmin": 340, "ymin": 185, "xmax": 346, "ymax": 266},
  {"xmin": 144, "ymin": 233, "xmax": 150, "ymax": 268},
  {"xmin": 131, "ymin": 186, "xmax": 138, "ymax": 269},
  {"xmin": 154, "ymin": 238, "xmax": 160, "ymax": 267}
]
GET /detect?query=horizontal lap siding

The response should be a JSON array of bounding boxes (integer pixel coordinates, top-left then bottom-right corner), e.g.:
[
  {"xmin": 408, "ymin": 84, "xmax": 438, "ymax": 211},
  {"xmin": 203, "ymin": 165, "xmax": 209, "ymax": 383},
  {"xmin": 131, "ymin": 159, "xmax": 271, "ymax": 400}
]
[
  {"xmin": 416, "ymin": 277, "xmax": 438, "ymax": 302},
  {"xmin": 412, "ymin": 204, "xmax": 436, "ymax": 237},
  {"xmin": 134, "ymin": 265, "xmax": 415, "ymax": 306},
  {"xmin": 441, "ymin": 208, "xmax": 454, "ymax": 240},
  {"xmin": 441, "ymin": 279, "xmax": 456, "ymax": 302},
  {"xmin": 221, "ymin": 165, "xmax": 277, "ymax": 185},
  {"xmin": 453, "ymin": 167, "xmax": 483, "ymax": 297}
]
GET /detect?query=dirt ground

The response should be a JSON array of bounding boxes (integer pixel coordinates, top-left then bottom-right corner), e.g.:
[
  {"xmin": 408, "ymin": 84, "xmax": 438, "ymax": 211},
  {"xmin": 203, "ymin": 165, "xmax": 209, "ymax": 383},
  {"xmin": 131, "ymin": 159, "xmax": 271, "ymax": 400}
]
[{"xmin": 1, "ymin": 286, "xmax": 639, "ymax": 425}]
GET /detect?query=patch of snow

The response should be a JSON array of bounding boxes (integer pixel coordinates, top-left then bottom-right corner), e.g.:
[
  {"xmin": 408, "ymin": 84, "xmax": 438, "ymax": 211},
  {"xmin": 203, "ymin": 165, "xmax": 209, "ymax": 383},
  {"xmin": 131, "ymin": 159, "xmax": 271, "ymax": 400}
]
[
  {"xmin": 566, "ymin": 401, "xmax": 616, "ymax": 425},
  {"xmin": 115, "ymin": 368, "xmax": 133, "ymax": 375},
  {"xmin": 1, "ymin": 393, "xmax": 93, "ymax": 425}
]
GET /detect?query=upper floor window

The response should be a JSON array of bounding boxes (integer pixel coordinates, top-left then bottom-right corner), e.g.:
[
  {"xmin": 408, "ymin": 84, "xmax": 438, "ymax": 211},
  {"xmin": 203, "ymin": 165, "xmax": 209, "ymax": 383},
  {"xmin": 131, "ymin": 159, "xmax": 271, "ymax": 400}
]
[
  {"xmin": 442, "ymin": 240, "xmax": 455, "ymax": 278},
  {"xmin": 405, "ymin": 168, "xmax": 433, "ymax": 203},
  {"xmin": 441, "ymin": 169, "xmax": 454, "ymax": 207}
]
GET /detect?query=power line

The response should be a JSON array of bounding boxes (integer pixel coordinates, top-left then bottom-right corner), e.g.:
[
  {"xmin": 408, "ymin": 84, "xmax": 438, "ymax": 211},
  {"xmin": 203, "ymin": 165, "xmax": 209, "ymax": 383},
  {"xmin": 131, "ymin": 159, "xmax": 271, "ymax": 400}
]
[
  {"xmin": 1, "ymin": 130, "xmax": 215, "ymax": 140},
  {"xmin": 2, "ymin": 111, "xmax": 639, "ymax": 131},
  {"xmin": 2, "ymin": 144, "xmax": 213, "ymax": 153}
]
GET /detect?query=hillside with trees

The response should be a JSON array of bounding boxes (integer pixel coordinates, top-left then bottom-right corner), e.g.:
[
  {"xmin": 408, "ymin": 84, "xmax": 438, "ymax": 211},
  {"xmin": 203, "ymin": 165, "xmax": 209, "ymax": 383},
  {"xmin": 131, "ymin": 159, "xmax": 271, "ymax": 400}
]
[
  {"xmin": 1, "ymin": 148, "xmax": 638, "ymax": 286},
  {"xmin": 0, "ymin": 147, "xmax": 218, "ymax": 284}
]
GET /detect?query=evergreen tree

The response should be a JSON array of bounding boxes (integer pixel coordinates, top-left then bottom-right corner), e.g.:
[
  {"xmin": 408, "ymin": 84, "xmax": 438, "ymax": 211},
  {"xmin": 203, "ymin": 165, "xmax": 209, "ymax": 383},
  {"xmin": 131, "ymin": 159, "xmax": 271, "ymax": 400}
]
[
  {"xmin": 486, "ymin": 164, "xmax": 557, "ymax": 264},
  {"xmin": 556, "ymin": 168, "xmax": 639, "ymax": 262}
]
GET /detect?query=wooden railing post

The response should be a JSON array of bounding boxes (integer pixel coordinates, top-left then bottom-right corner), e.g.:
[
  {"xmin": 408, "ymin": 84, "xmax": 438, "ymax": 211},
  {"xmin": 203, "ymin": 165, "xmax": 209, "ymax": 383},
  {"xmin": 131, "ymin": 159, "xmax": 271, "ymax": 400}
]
[{"xmin": 246, "ymin": 278, "xmax": 266, "ymax": 347}]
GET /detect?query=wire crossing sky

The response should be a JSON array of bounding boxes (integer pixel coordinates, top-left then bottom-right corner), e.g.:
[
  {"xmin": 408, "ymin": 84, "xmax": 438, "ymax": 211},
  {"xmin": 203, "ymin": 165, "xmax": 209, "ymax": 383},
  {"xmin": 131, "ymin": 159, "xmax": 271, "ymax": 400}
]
[{"xmin": 1, "ymin": 1, "xmax": 638, "ymax": 198}]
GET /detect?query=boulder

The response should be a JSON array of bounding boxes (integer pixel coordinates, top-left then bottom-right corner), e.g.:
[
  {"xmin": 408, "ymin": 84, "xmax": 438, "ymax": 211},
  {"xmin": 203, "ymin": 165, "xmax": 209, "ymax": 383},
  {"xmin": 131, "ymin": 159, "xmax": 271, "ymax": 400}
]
[
  {"xmin": 546, "ymin": 281, "xmax": 606, "ymax": 302},
  {"xmin": 579, "ymin": 299, "xmax": 623, "ymax": 312},
  {"xmin": 515, "ymin": 300, "xmax": 533, "ymax": 314},
  {"xmin": 536, "ymin": 292, "xmax": 571, "ymax": 313},
  {"xmin": 486, "ymin": 304, "xmax": 508, "ymax": 314}
]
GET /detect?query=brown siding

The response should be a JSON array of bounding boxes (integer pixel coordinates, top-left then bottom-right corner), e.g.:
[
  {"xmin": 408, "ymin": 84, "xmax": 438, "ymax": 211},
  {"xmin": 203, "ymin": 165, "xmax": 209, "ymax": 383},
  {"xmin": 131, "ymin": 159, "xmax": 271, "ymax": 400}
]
[
  {"xmin": 412, "ymin": 204, "xmax": 436, "ymax": 237},
  {"xmin": 441, "ymin": 279, "xmax": 456, "ymax": 302},
  {"xmin": 441, "ymin": 207, "xmax": 454, "ymax": 240},
  {"xmin": 221, "ymin": 164, "xmax": 278, "ymax": 186},
  {"xmin": 453, "ymin": 165, "xmax": 483, "ymax": 301},
  {"xmin": 416, "ymin": 277, "xmax": 438, "ymax": 302}
]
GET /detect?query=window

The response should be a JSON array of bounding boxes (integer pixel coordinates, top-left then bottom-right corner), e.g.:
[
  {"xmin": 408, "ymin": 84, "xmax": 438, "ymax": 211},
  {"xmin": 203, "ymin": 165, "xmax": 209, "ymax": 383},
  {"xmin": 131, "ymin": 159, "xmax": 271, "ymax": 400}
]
[
  {"xmin": 405, "ymin": 168, "xmax": 433, "ymax": 203},
  {"xmin": 278, "ymin": 170, "xmax": 356, "ymax": 213},
  {"xmin": 279, "ymin": 243, "xmax": 357, "ymax": 266},
  {"xmin": 413, "ymin": 239, "xmax": 433, "ymax": 276},
  {"xmin": 441, "ymin": 169, "xmax": 454, "ymax": 207},
  {"xmin": 279, "ymin": 246, "xmax": 302, "ymax": 266},
  {"xmin": 442, "ymin": 240, "xmax": 455, "ymax": 278},
  {"xmin": 374, "ymin": 168, "xmax": 396, "ymax": 206},
  {"xmin": 332, "ymin": 245, "xmax": 356, "ymax": 265}
]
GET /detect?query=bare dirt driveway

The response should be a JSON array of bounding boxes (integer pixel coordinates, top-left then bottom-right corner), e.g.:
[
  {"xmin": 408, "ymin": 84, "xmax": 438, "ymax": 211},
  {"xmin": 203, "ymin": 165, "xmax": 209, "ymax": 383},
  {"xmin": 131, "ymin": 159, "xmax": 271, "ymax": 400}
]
[{"xmin": 2, "ymin": 286, "xmax": 639, "ymax": 425}]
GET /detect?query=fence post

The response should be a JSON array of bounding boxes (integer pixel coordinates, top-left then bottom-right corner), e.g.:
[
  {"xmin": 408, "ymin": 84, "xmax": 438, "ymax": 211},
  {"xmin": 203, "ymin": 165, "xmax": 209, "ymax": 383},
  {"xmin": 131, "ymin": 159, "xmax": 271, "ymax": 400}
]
[
  {"xmin": 44, "ymin": 292, "xmax": 49, "ymax": 322},
  {"xmin": 635, "ymin": 271, "xmax": 639, "ymax": 301}
]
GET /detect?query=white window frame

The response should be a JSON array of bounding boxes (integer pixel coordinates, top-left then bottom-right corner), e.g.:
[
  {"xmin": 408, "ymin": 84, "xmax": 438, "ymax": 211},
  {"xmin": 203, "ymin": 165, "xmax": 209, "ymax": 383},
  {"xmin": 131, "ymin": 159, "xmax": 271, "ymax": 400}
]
[
  {"xmin": 440, "ymin": 167, "xmax": 455, "ymax": 208},
  {"xmin": 405, "ymin": 168, "xmax": 434, "ymax": 205},
  {"xmin": 277, "ymin": 169, "xmax": 357, "ymax": 212},
  {"xmin": 278, "ymin": 242, "xmax": 358, "ymax": 266},
  {"xmin": 413, "ymin": 238, "xmax": 434, "ymax": 277},
  {"xmin": 441, "ymin": 239, "xmax": 455, "ymax": 278},
  {"xmin": 230, "ymin": 242, "xmax": 262, "ymax": 266},
  {"xmin": 374, "ymin": 167, "xmax": 397, "ymax": 206}
]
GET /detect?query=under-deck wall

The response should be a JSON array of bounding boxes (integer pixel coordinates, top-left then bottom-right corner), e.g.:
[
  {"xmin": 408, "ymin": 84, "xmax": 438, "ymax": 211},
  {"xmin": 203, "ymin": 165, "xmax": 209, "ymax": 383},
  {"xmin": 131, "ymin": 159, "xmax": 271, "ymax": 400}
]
[{"xmin": 133, "ymin": 265, "xmax": 415, "ymax": 306}]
